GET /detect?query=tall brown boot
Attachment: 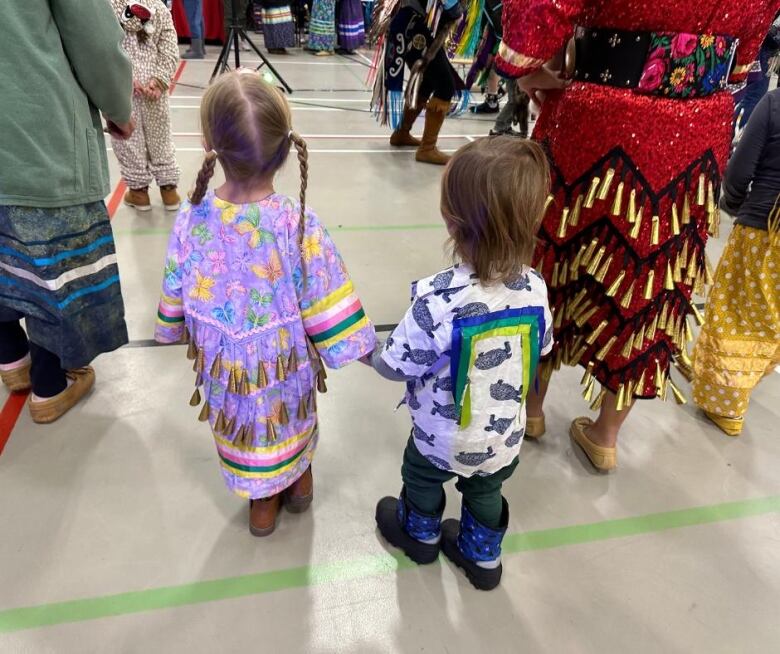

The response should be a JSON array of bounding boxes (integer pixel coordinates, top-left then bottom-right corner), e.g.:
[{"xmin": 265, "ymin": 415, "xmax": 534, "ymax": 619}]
[
  {"xmin": 416, "ymin": 98, "xmax": 451, "ymax": 165},
  {"xmin": 390, "ymin": 107, "xmax": 423, "ymax": 147}
]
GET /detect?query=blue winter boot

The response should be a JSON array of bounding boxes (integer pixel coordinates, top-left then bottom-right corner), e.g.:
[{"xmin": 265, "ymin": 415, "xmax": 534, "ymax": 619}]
[
  {"xmin": 375, "ymin": 487, "xmax": 444, "ymax": 564},
  {"xmin": 441, "ymin": 498, "xmax": 509, "ymax": 590}
]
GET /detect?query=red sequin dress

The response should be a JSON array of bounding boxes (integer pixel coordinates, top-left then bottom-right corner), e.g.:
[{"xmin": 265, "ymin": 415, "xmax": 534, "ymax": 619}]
[{"xmin": 495, "ymin": 0, "xmax": 779, "ymax": 408}]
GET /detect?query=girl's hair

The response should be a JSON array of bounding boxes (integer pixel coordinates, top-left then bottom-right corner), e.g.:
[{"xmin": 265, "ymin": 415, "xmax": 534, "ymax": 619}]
[
  {"xmin": 191, "ymin": 71, "xmax": 309, "ymax": 240},
  {"xmin": 441, "ymin": 137, "xmax": 550, "ymax": 284}
]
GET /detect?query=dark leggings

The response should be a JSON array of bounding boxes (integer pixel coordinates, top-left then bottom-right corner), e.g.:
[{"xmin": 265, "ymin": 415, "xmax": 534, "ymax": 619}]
[{"xmin": 0, "ymin": 321, "xmax": 67, "ymax": 397}]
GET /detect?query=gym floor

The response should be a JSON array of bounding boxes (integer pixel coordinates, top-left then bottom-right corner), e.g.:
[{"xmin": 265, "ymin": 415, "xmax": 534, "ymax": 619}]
[{"xmin": 1, "ymin": 48, "xmax": 779, "ymax": 653}]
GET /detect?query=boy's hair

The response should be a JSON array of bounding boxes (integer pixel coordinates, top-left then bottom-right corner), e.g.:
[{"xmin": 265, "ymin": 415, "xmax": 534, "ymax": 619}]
[
  {"xmin": 441, "ymin": 137, "xmax": 550, "ymax": 284},
  {"xmin": 191, "ymin": 71, "xmax": 308, "ymax": 224}
]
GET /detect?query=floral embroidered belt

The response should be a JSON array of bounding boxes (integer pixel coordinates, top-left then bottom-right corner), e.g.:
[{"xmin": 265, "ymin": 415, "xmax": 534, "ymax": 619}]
[{"xmin": 569, "ymin": 27, "xmax": 738, "ymax": 98}]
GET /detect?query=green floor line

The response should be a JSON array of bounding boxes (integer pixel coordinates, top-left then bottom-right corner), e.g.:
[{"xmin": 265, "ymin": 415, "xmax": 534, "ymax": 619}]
[
  {"xmin": 1, "ymin": 495, "xmax": 778, "ymax": 634},
  {"xmin": 112, "ymin": 223, "xmax": 445, "ymax": 237}
]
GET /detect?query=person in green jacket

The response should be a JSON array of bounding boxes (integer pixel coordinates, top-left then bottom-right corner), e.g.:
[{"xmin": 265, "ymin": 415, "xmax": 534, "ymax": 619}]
[{"xmin": 0, "ymin": 0, "xmax": 135, "ymax": 424}]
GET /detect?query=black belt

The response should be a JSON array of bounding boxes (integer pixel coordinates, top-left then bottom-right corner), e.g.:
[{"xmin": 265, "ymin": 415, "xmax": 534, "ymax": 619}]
[
  {"xmin": 573, "ymin": 28, "xmax": 651, "ymax": 88},
  {"xmin": 570, "ymin": 27, "xmax": 738, "ymax": 97}
]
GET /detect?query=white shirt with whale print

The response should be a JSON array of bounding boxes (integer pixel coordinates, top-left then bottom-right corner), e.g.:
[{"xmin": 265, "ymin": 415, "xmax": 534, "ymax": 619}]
[{"xmin": 381, "ymin": 263, "xmax": 553, "ymax": 477}]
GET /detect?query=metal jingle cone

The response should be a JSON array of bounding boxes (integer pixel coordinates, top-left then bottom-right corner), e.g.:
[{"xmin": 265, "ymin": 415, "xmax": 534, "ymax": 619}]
[
  {"xmin": 551, "ymin": 261, "xmax": 560, "ymax": 288},
  {"xmin": 210, "ymin": 354, "xmax": 222, "ymax": 378},
  {"xmin": 635, "ymin": 369, "xmax": 647, "ymax": 397},
  {"xmin": 582, "ymin": 375, "xmax": 596, "ymax": 402},
  {"xmin": 646, "ymin": 312, "xmax": 659, "ymax": 340},
  {"xmin": 198, "ymin": 402, "xmax": 211, "ymax": 422},
  {"xmin": 570, "ymin": 194, "xmax": 584, "ymax": 227},
  {"xmin": 668, "ymin": 378, "xmax": 687, "ymax": 405},
  {"xmin": 620, "ymin": 334, "xmax": 634, "ymax": 360},
  {"xmin": 590, "ymin": 388, "xmax": 606, "ymax": 411},
  {"xmin": 257, "ymin": 361, "xmax": 268, "ymax": 388},
  {"xmin": 597, "ymin": 168, "xmax": 615, "ymax": 201},
  {"xmin": 651, "ymin": 215, "xmax": 660, "ymax": 245},
  {"xmin": 225, "ymin": 415, "xmax": 237, "ymax": 437},
  {"xmin": 584, "ymin": 176, "xmax": 601, "ymax": 209},
  {"xmin": 580, "ymin": 362, "xmax": 595, "ymax": 386},
  {"xmin": 605, "ymin": 270, "xmax": 626, "ymax": 297},
  {"xmin": 690, "ymin": 301, "xmax": 705, "ymax": 326},
  {"xmin": 189, "ymin": 387, "xmax": 202, "ymax": 407},
  {"xmin": 266, "ymin": 419, "xmax": 277, "ymax": 443},
  {"xmin": 611, "ymin": 181, "xmax": 625, "ymax": 217},
  {"xmin": 557, "ymin": 207, "xmax": 570, "ymax": 239},
  {"xmin": 317, "ymin": 370, "xmax": 328, "ymax": 393},
  {"xmin": 595, "ymin": 336, "xmax": 617, "ymax": 361},
  {"xmin": 574, "ymin": 305, "xmax": 601, "ymax": 327},
  {"xmin": 629, "ymin": 206, "xmax": 643, "ymax": 239},
  {"xmin": 620, "ymin": 280, "xmax": 635, "ymax": 309},
  {"xmin": 682, "ymin": 193, "xmax": 691, "ymax": 224},
  {"xmin": 543, "ymin": 194, "xmax": 554, "ymax": 212},
  {"xmin": 627, "ymin": 188, "xmax": 637, "ymax": 224},
  {"xmin": 195, "ymin": 349, "xmax": 206, "ymax": 375},
  {"xmin": 214, "ymin": 410, "xmax": 227, "ymax": 433},
  {"xmin": 297, "ymin": 396, "xmax": 308, "ymax": 421},
  {"xmin": 240, "ymin": 369, "xmax": 251, "ymax": 395},
  {"xmin": 644, "ymin": 270, "xmax": 655, "ymax": 300},
  {"xmin": 227, "ymin": 366, "xmax": 238, "ymax": 394},
  {"xmin": 187, "ymin": 339, "xmax": 198, "ymax": 361},
  {"xmin": 696, "ymin": 173, "xmax": 706, "ymax": 206},
  {"xmin": 594, "ymin": 254, "xmax": 614, "ymax": 284},
  {"xmin": 581, "ymin": 238, "xmax": 599, "ymax": 268},
  {"xmin": 279, "ymin": 400, "xmax": 290, "ymax": 426},
  {"xmin": 183, "ymin": 325, "xmax": 191, "ymax": 343},
  {"xmin": 671, "ymin": 204, "xmax": 681, "ymax": 235},
  {"xmin": 615, "ymin": 383, "xmax": 626, "ymax": 411},
  {"xmin": 287, "ymin": 348, "xmax": 299, "ymax": 375},
  {"xmin": 664, "ymin": 261, "xmax": 675, "ymax": 290},
  {"xmin": 586, "ymin": 246, "xmax": 606, "ymax": 276},
  {"xmin": 585, "ymin": 320, "xmax": 608, "ymax": 346},
  {"xmin": 276, "ymin": 355, "xmax": 286, "ymax": 382}
]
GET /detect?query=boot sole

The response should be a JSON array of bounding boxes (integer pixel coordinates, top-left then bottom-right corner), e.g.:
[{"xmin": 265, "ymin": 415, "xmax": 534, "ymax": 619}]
[
  {"xmin": 441, "ymin": 520, "xmax": 502, "ymax": 591},
  {"xmin": 249, "ymin": 523, "xmax": 276, "ymax": 537},
  {"xmin": 284, "ymin": 493, "xmax": 313, "ymax": 513},
  {"xmin": 125, "ymin": 202, "xmax": 152, "ymax": 212},
  {"xmin": 0, "ymin": 364, "xmax": 32, "ymax": 392},
  {"xmin": 164, "ymin": 204, "xmax": 181, "ymax": 211},
  {"xmin": 375, "ymin": 497, "xmax": 440, "ymax": 565}
]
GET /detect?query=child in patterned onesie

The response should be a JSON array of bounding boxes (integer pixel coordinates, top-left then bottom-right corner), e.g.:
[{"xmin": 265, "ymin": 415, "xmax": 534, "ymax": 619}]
[
  {"xmin": 369, "ymin": 138, "xmax": 553, "ymax": 590},
  {"xmin": 155, "ymin": 72, "xmax": 376, "ymax": 537},
  {"xmin": 111, "ymin": 0, "xmax": 181, "ymax": 212}
]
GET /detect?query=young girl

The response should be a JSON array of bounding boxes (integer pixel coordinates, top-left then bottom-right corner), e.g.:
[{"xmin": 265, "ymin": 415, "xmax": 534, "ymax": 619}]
[
  {"xmin": 155, "ymin": 71, "xmax": 376, "ymax": 536},
  {"xmin": 369, "ymin": 138, "xmax": 553, "ymax": 590},
  {"xmin": 112, "ymin": 0, "xmax": 181, "ymax": 212}
]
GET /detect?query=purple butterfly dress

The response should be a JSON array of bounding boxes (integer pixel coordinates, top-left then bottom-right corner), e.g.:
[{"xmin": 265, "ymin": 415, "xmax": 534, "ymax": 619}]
[{"xmin": 156, "ymin": 191, "xmax": 376, "ymax": 498}]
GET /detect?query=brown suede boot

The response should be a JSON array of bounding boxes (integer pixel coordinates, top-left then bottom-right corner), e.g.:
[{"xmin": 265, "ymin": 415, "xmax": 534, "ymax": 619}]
[
  {"xmin": 416, "ymin": 98, "xmax": 451, "ymax": 165},
  {"xmin": 124, "ymin": 187, "xmax": 151, "ymax": 211},
  {"xmin": 160, "ymin": 185, "xmax": 181, "ymax": 211},
  {"xmin": 389, "ymin": 107, "xmax": 423, "ymax": 147},
  {"xmin": 284, "ymin": 466, "xmax": 313, "ymax": 513},
  {"xmin": 28, "ymin": 367, "xmax": 95, "ymax": 424},
  {"xmin": 249, "ymin": 493, "xmax": 282, "ymax": 537}
]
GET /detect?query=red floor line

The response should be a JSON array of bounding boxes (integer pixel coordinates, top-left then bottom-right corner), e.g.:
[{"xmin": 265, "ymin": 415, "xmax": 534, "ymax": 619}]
[
  {"xmin": 1, "ymin": 62, "xmax": 188, "ymax": 459},
  {"xmin": 0, "ymin": 392, "xmax": 29, "ymax": 457}
]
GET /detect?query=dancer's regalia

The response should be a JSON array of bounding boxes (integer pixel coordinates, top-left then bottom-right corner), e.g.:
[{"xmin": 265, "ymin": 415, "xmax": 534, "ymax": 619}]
[
  {"xmin": 495, "ymin": 0, "xmax": 779, "ymax": 410},
  {"xmin": 369, "ymin": 0, "xmax": 467, "ymax": 164}
]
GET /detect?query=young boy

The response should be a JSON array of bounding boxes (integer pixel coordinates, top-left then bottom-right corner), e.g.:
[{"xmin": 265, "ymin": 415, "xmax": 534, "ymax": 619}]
[{"xmin": 368, "ymin": 138, "xmax": 553, "ymax": 590}]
